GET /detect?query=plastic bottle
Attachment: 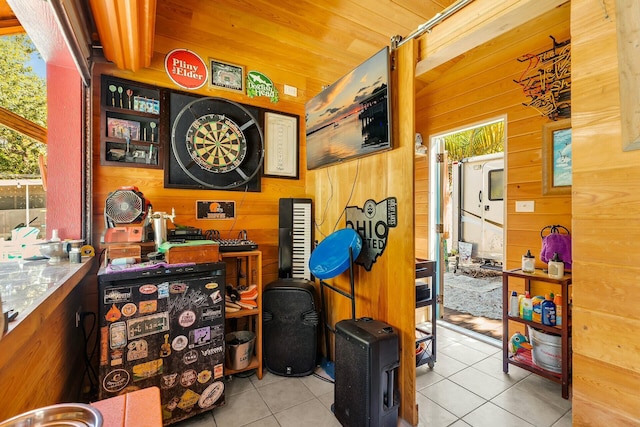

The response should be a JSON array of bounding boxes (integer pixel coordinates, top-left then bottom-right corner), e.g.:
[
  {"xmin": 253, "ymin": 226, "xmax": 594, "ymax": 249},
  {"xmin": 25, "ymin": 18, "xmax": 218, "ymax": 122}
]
[
  {"xmin": 518, "ymin": 294, "xmax": 525, "ymax": 318},
  {"xmin": 522, "ymin": 292, "xmax": 533, "ymax": 321},
  {"xmin": 548, "ymin": 252, "xmax": 564, "ymax": 279},
  {"xmin": 522, "ymin": 249, "xmax": 535, "ymax": 274},
  {"xmin": 541, "ymin": 293, "xmax": 557, "ymax": 326},
  {"xmin": 554, "ymin": 294, "xmax": 563, "ymax": 326},
  {"xmin": 509, "ymin": 291, "xmax": 519, "ymax": 317},
  {"xmin": 532, "ymin": 296, "xmax": 544, "ymax": 323}
]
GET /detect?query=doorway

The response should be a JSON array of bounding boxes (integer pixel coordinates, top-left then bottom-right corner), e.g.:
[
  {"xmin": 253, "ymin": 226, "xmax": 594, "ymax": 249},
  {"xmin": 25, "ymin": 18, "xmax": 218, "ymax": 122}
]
[{"xmin": 429, "ymin": 116, "xmax": 506, "ymax": 341}]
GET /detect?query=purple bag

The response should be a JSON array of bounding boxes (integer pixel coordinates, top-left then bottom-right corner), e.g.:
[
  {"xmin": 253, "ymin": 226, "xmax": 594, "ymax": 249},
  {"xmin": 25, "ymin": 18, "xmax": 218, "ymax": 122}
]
[{"xmin": 540, "ymin": 225, "xmax": 572, "ymax": 270}]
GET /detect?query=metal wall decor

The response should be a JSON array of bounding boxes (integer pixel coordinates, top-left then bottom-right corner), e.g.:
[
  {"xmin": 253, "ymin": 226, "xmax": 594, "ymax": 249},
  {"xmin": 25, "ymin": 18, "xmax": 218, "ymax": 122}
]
[
  {"xmin": 514, "ymin": 36, "xmax": 571, "ymax": 120},
  {"xmin": 345, "ymin": 197, "xmax": 398, "ymax": 271}
]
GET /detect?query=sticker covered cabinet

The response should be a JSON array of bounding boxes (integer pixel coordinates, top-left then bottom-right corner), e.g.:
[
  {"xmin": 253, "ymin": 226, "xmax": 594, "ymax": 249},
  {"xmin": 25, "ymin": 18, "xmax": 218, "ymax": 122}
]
[{"xmin": 97, "ymin": 262, "xmax": 226, "ymax": 424}]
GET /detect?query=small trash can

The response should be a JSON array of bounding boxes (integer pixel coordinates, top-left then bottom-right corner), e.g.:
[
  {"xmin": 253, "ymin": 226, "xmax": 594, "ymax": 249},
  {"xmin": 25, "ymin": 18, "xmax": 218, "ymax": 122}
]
[{"xmin": 225, "ymin": 331, "xmax": 256, "ymax": 370}]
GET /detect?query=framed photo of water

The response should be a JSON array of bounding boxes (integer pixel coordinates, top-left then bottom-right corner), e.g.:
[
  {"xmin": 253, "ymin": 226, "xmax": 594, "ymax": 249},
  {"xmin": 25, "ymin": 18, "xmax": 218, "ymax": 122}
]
[{"xmin": 305, "ymin": 47, "xmax": 392, "ymax": 169}]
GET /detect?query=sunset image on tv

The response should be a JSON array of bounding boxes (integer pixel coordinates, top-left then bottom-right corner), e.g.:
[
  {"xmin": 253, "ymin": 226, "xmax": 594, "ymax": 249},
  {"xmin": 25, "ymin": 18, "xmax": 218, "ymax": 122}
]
[{"xmin": 305, "ymin": 47, "xmax": 391, "ymax": 170}]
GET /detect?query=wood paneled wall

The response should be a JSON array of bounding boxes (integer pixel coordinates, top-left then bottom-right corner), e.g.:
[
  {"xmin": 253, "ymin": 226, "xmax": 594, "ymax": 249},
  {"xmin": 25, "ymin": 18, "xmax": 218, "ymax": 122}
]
[
  {"xmin": 305, "ymin": 41, "xmax": 418, "ymax": 423},
  {"xmin": 571, "ymin": 0, "xmax": 640, "ymax": 424},
  {"xmin": 91, "ymin": 58, "xmax": 308, "ymax": 285},
  {"xmin": 415, "ymin": 3, "xmax": 572, "ymax": 274}
]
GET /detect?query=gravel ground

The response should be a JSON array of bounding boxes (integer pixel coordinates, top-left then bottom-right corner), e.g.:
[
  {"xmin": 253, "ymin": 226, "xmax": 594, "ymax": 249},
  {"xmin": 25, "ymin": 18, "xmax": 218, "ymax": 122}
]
[{"xmin": 442, "ymin": 267, "xmax": 503, "ymax": 319}]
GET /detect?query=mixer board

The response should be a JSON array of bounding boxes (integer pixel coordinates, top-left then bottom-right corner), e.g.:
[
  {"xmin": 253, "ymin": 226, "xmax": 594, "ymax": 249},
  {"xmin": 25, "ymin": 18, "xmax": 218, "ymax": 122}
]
[{"xmin": 204, "ymin": 229, "xmax": 258, "ymax": 252}]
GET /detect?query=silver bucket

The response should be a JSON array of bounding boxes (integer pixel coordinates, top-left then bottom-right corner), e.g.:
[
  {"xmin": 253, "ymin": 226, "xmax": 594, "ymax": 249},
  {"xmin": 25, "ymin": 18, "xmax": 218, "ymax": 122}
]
[{"xmin": 225, "ymin": 331, "xmax": 256, "ymax": 370}]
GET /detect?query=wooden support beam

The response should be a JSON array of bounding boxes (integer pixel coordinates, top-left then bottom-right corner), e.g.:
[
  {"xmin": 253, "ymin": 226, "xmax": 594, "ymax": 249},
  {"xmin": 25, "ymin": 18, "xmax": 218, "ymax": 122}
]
[
  {"xmin": 0, "ymin": 106, "xmax": 47, "ymax": 143},
  {"xmin": 416, "ymin": 0, "xmax": 569, "ymax": 78},
  {"xmin": 0, "ymin": 17, "xmax": 22, "ymax": 35}
]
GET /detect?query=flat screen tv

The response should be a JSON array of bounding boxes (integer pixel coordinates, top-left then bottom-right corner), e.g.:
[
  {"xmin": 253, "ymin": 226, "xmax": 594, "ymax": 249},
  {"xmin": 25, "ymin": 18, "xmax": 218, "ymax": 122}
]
[{"xmin": 305, "ymin": 47, "xmax": 392, "ymax": 170}]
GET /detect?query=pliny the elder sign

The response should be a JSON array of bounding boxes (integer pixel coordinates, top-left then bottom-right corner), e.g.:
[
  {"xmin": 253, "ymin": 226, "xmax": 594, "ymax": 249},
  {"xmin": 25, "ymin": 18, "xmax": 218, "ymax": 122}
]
[{"xmin": 165, "ymin": 49, "xmax": 207, "ymax": 90}]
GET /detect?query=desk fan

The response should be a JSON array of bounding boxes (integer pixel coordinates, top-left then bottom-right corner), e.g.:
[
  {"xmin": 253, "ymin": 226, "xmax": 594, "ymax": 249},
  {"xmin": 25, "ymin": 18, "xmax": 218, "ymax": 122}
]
[{"xmin": 101, "ymin": 186, "xmax": 150, "ymax": 243}]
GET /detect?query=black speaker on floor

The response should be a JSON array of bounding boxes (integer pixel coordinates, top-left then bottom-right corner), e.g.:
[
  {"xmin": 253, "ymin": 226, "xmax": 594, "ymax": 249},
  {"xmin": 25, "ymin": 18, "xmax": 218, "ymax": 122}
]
[
  {"xmin": 262, "ymin": 278, "xmax": 319, "ymax": 376},
  {"xmin": 334, "ymin": 317, "xmax": 399, "ymax": 427}
]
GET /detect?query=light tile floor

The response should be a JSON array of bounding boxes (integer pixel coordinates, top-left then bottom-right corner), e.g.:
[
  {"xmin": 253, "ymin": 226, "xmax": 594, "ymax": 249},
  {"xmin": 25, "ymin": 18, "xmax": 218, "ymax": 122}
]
[{"xmin": 175, "ymin": 323, "xmax": 572, "ymax": 427}]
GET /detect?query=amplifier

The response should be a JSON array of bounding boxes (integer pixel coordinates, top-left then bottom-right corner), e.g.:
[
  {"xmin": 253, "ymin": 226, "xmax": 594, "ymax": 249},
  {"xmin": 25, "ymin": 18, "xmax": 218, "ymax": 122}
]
[{"xmin": 334, "ymin": 317, "xmax": 399, "ymax": 427}]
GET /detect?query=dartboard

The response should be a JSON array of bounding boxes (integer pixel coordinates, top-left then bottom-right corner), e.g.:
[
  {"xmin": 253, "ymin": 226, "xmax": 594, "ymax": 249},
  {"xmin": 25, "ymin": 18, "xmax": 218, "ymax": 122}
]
[{"xmin": 171, "ymin": 97, "xmax": 264, "ymax": 189}]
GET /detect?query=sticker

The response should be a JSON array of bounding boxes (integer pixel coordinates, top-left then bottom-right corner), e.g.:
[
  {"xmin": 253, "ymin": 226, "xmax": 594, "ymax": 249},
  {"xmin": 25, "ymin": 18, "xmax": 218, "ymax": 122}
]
[
  {"xmin": 172, "ymin": 335, "xmax": 188, "ymax": 351},
  {"xmin": 127, "ymin": 339, "xmax": 148, "ymax": 361},
  {"xmin": 205, "ymin": 282, "xmax": 219, "ymax": 290},
  {"xmin": 100, "ymin": 326, "xmax": 109, "ymax": 366},
  {"xmin": 109, "ymin": 322, "xmax": 127, "ymax": 349},
  {"xmin": 158, "ymin": 283, "xmax": 169, "ymax": 299},
  {"xmin": 247, "ymin": 70, "xmax": 279, "ymax": 103},
  {"xmin": 177, "ymin": 388, "xmax": 200, "ymax": 411},
  {"xmin": 169, "ymin": 288, "xmax": 209, "ymax": 317},
  {"xmin": 188, "ymin": 326, "xmax": 211, "ymax": 348},
  {"xmin": 201, "ymin": 306, "xmax": 222, "ymax": 322},
  {"xmin": 178, "ymin": 310, "xmax": 196, "ymax": 328},
  {"xmin": 161, "ymin": 373, "xmax": 179, "ymax": 389},
  {"xmin": 198, "ymin": 369, "xmax": 212, "ymax": 384},
  {"xmin": 103, "ymin": 369, "xmax": 130, "ymax": 393},
  {"xmin": 121, "ymin": 303, "xmax": 137, "ymax": 317},
  {"xmin": 198, "ymin": 381, "xmax": 224, "ymax": 408},
  {"xmin": 110, "ymin": 349, "xmax": 123, "ymax": 366},
  {"xmin": 160, "ymin": 334, "xmax": 172, "ymax": 357},
  {"xmin": 170, "ymin": 283, "xmax": 187, "ymax": 294},
  {"xmin": 210, "ymin": 290, "xmax": 222, "ymax": 304},
  {"xmin": 127, "ymin": 312, "xmax": 170, "ymax": 340},
  {"xmin": 105, "ymin": 304, "xmax": 122, "ymax": 322},
  {"xmin": 166, "ymin": 396, "xmax": 180, "ymax": 411},
  {"xmin": 180, "ymin": 369, "xmax": 197, "ymax": 387},
  {"xmin": 104, "ymin": 288, "xmax": 132, "ymax": 305},
  {"xmin": 183, "ymin": 349, "xmax": 198, "ymax": 365},
  {"xmin": 214, "ymin": 363, "xmax": 224, "ymax": 379},
  {"xmin": 139, "ymin": 300, "xmax": 158, "ymax": 314},
  {"xmin": 133, "ymin": 359, "xmax": 163, "ymax": 381},
  {"xmin": 139, "ymin": 284, "xmax": 158, "ymax": 295},
  {"xmin": 200, "ymin": 345, "xmax": 224, "ymax": 358}
]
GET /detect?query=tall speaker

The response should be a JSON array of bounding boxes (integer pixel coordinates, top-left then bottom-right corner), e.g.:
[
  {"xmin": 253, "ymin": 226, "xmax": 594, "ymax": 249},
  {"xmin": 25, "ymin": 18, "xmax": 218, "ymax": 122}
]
[
  {"xmin": 263, "ymin": 279, "xmax": 319, "ymax": 376},
  {"xmin": 334, "ymin": 317, "xmax": 399, "ymax": 427}
]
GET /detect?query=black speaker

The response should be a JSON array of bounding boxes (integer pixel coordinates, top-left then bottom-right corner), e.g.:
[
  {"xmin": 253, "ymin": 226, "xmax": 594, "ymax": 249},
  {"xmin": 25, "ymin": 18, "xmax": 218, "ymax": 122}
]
[
  {"xmin": 334, "ymin": 317, "xmax": 399, "ymax": 427},
  {"xmin": 262, "ymin": 279, "xmax": 319, "ymax": 376}
]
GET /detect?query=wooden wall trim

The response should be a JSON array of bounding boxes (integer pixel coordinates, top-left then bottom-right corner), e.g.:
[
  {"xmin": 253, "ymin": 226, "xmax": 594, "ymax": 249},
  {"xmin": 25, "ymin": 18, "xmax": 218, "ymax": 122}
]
[{"xmin": 415, "ymin": 0, "xmax": 568, "ymax": 78}]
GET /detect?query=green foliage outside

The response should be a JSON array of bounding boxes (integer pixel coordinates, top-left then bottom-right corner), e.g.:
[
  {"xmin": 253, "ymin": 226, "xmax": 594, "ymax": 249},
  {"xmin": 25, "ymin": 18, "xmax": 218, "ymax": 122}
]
[
  {"xmin": 444, "ymin": 121, "xmax": 504, "ymax": 164},
  {"xmin": 0, "ymin": 35, "xmax": 47, "ymax": 176}
]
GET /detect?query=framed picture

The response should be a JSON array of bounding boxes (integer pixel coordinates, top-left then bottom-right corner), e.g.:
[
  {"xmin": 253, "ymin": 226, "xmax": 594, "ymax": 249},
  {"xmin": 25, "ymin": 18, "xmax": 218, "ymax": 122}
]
[
  {"xmin": 209, "ymin": 59, "xmax": 244, "ymax": 93},
  {"xmin": 542, "ymin": 118, "xmax": 572, "ymax": 195},
  {"xmin": 263, "ymin": 111, "xmax": 299, "ymax": 178}
]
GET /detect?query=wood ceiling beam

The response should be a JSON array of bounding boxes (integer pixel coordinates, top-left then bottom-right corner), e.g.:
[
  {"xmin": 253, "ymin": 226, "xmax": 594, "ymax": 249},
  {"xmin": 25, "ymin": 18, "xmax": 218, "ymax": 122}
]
[
  {"xmin": 0, "ymin": 17, "xmax": 22, "ymax": 35},
  {"xmin": 416, "ymin": 0, "xmax": 569, "ymax": 78},
  {"xmin": 0, "ymin": 106, "xmax": 47, "ymax": 144},
  {"xmin": 89, "ymin": 0, "xmax": 156, "ymax": 72}
]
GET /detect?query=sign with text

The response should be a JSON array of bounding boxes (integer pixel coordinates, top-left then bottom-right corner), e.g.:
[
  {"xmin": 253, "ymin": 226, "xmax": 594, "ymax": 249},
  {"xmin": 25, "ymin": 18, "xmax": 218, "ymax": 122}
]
[
  {"xmin": 345, "ymin": 197, "xmax": 397, "ymax": 271},
  {"xmin": 165, "ymin": 49, "xmax": 207, "ymax": 90},
  {"xmin": 196, "ymin": 200, "xmax": 236, "ymax": 220}
]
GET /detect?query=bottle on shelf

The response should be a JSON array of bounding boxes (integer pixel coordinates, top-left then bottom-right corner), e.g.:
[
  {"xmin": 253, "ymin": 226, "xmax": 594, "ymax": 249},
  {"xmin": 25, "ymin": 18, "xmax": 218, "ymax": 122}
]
[
  {"xmin": 548, "ymin": 252, "xmax": 564, "ymax": 279},
  {"xmin": 541, "ymin": 293, "xmax": 557, "ymax": 326},
  {"xmin": 522, "ymin": 249, "xmax": 535, "ymax": 273},
  {"xmin": 509, "ymin": 291, "xmax": 519, "ymax": 317},
  {"xmin": 554, "ymin": 294, "xmax": 563, "ymax": 326},
  {"xmin": 522, "ymin": 292, "xmax": 533, "ymax": 321}
]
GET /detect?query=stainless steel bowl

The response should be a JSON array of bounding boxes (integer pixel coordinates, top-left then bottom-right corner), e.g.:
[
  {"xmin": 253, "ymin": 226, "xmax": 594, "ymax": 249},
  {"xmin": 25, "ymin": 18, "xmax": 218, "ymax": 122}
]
[
  {"xmin": 38, "ymin": 241, "xmax": 66, "ymax": 263},
  {"xmin": 0, "ymin": 403, "xmax": 103, "ymax": 427}
]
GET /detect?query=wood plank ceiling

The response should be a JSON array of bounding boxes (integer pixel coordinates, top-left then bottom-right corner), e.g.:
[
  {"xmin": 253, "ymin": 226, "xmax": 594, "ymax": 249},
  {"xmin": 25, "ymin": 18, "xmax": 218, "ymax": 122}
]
[{"xmin": 1, "ymin": 0, "xmax": 457, "ymax": 90}]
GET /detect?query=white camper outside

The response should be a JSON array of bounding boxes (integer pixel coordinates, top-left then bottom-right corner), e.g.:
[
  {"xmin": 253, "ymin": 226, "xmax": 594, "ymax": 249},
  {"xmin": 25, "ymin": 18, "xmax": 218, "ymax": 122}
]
[{"xmin": 451, "ymin": 152, "xmax": 504, "ymax": 264}]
